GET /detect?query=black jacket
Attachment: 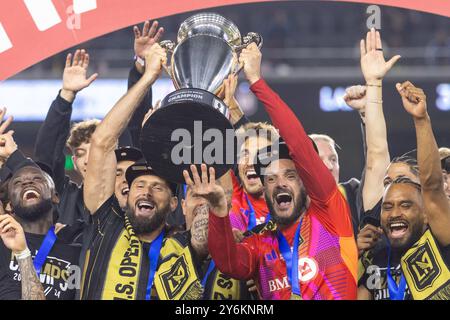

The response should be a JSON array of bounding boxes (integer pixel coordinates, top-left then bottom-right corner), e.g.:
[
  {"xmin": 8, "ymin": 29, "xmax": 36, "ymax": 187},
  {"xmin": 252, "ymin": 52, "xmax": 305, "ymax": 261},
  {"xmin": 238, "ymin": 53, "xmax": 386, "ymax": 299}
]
[{"xmin": 33, "ymin": 64, "xmax": 152, "ymax": 226}]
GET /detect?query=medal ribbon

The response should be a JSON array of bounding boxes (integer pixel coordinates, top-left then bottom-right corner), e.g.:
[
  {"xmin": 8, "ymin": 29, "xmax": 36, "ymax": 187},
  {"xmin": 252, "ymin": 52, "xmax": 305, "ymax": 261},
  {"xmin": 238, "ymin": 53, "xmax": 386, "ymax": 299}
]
[
  {"xmin": 277, "ymin": 217, "xmax": 303, "ymax": 297},
  {"xmin": 33, "ymin": 226, "xmax": 57, "ymax": 277},
  {"xmin": 387, "ymin": 243, "xmax": 407, "ymax": 300},
  {"xmin": 145, "ymin": 230, "xmax": 164, "ymax": 300}
]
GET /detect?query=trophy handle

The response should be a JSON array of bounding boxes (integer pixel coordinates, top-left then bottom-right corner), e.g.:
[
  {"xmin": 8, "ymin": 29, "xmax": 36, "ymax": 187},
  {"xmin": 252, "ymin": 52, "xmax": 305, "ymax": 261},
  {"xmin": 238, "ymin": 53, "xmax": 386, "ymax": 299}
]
[
  {"xmin": 159, "ymin": 40, "xmax": 176, "ymax": 77},
  {"xmin": 232, "ymin": 32, "xmax": 263, "ymax": 75},
  {"xmin": 234, "ymin": 32, "xmax": 263, "ymax": 53}
]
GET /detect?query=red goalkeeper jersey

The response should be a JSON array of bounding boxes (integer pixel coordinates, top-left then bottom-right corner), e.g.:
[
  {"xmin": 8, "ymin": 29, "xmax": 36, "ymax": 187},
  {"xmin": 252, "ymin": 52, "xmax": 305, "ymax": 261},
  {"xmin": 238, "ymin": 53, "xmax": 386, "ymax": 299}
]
[{"xmin": 209, "ymin": 79, "xmax": 357, "ymax": 300}]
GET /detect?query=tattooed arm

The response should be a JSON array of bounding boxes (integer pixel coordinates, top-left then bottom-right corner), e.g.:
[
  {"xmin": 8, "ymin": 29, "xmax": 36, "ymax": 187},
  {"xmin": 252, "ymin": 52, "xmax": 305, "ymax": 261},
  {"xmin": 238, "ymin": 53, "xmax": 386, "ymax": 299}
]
[
  {"xmin": 0, "ymin": 214, "xmax": 45, "ymax": 300},
  {"xmin": 17, "ymin": 255, "xmax": 45, "ymax": 300}
]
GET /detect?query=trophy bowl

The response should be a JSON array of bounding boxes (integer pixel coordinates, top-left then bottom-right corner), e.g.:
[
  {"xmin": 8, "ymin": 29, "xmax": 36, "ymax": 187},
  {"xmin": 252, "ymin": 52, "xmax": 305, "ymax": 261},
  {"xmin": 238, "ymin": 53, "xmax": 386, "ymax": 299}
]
[{"xmin": 141, "ymin": 12, "xmax": 262, "ymax": 184}]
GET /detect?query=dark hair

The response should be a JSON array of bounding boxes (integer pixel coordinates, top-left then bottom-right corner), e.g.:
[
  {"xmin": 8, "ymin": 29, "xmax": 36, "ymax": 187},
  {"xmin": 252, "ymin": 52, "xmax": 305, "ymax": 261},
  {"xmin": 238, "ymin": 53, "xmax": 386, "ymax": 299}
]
[
  {"xmin": 66, "ymin": 119, "xmax": 100, "ymax": 152},
  {"xmin": 391, "ymin": 176, "xmax": 422, "ymax": 192},
  {"xmin": 391, "ymin": 150, "xmax": 419, "ymax": 177}
]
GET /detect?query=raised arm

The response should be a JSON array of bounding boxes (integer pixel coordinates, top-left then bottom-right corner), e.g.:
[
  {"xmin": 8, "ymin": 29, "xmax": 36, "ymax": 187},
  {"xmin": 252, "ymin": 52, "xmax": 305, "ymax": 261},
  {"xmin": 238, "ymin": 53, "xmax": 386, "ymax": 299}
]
[
  {"xmin": 0, "ymin": 214, "xmax": 45, "ymax": 300},
  {"xmin": 34, "ymin": 49, "xmax": 97, "ymax": 192},
  {"xmin": 184, "ymin": 164, "xmax": 257, "ymax": 279},
  {"xmin": 126, "ymin": 20, "xmax": 164, "ymax": 147},
  {"xmin": 239, "ymin": 44, "xmax": 335, "ymax": 203},
  {"xmin": 358, "ymin": 29, "xmax": 400, "ymax": 212},
  {"xmin": 397, "ymin": 81, "xmax": 450, "ymax": 246},
  {"xmin": 83, "ymin": 44, "xmax": 166, "ymax": 214}
]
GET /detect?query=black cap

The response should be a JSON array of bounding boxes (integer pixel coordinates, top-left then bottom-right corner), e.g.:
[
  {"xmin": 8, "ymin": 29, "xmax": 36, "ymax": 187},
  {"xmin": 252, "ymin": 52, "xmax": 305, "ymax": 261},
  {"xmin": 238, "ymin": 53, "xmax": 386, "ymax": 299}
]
[
  {"xmin": 253, "ymin": 138, "xmax": 318, "ymax": 184},
  {"xmin": 125, "ymin": 162, "xmax": 177, "ymax": 195},
  {"xmin": 115, "ymin": 146, "xmax": 143, "ymax": 163},
  {"xmin": 35, "ymin": 161, "xmax": 54, "ymax": 178}
]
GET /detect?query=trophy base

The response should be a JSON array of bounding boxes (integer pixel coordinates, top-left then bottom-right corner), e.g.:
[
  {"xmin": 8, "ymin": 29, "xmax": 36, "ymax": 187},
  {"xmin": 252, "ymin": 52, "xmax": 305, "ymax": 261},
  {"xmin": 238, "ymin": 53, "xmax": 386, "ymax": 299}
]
[{"xmin": 141, "ymin": 88, "xmax": 236, "ymax": 184}]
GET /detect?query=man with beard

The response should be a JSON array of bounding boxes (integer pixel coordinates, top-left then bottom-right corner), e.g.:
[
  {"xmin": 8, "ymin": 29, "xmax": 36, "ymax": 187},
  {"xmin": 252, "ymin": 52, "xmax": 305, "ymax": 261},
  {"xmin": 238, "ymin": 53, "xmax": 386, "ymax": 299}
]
[
  {"xmin": 0, "ymin": 128, "xmax": 81, "ymax": 300},
  {"xmin": 80, "ymin": 44, "xmax": 181, "ymax": 300},
  {"xmin": 153, "ymin": 165, "xmax": 250, "ymax": 300},
  {"xmin": 229, "ymin": 122, "xmax": 279, "ymax": 234},
  {"xmin": 358, "ymin": 82, "xmax": 450, "ymax": 300},
  {"xmin": 33, "ymin": 21, "xmax": 163, "ymax": 226},
  {"xmin": 207, "ymin": 43, "xmax": 357, "ymax": 300}
]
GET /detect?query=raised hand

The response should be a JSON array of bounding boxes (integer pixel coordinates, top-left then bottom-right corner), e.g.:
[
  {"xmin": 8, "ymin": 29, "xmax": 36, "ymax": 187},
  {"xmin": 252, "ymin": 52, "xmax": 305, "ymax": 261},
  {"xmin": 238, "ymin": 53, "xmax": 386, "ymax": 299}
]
[
  {"xmin": 61, "ymin": 49, "xmax": 98, "ymax": 102},
  {"xmin": 183, "ymin": 164, "xmax": 228, "ymax": 217},
  {"xmin": 360, "ymin": 28, "xmax": 401, "ymax": 84},
  {"xmin": 343, "ymin": 85, "xmax": 367, "ymax": 122},
  {"xmin": 0, "ymin": 214, "xmax": 27, "ymax": 254},
  {"xmin": 142, "ymin": 43, "xmax": 167, "ymax": 83},
  {"xmin": 133, "ymin": 20, "xmax": 164, "ymax": 59},
  {"xmin": 396, "ymin": 81, "xmax": 428, "ymax": 120},
  {"xmin": 222, "ymin": 74, "xmax": 245, "ymax": 125},
  {"xmin": 0, "ymin": 108, "xmax": 16, "ymax": 160},
  {"xmin": 239, "ymin": 43, "xmax": 262, "ymax": 85},
  {"xmin": 343, "ymin": 85, "xmax": 367, "ymax": 111}
]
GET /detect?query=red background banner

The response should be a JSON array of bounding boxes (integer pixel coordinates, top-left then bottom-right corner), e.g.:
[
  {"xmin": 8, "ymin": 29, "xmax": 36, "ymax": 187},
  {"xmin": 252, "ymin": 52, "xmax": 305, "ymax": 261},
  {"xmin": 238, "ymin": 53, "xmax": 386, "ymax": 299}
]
[{"xmin": 0, "ymin": 0, "xmax": 448, "ymax": 81}]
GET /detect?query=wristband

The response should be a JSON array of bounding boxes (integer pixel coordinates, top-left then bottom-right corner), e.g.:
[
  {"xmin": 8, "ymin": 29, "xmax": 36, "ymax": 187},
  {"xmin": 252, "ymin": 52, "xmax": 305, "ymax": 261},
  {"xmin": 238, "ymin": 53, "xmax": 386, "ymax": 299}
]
[
  {"xmin": 367, "ymin": 100, "xmax": 383, "ymax": 104},
  {"xmin": 134, "ymin": 55, "xmax": 145, "ymax": 67},
  {"xmin": 14, "ymin": 247, "xmax": 31, "ymax": 260},
  {"xmin": 366, "ymin": 83, "xmax": 382, "ymax": 88}
]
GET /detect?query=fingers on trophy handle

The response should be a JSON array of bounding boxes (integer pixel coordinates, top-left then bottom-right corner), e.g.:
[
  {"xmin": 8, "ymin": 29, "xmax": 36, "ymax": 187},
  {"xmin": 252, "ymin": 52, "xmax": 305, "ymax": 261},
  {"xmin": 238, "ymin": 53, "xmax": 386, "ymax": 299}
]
[
  {"xmin": 159, "ymin": 40, "xmax": 175, "ymax": 76},
  {"xmin": 235, "ymin": 32, "xmax": 263, "ymax": 52}
]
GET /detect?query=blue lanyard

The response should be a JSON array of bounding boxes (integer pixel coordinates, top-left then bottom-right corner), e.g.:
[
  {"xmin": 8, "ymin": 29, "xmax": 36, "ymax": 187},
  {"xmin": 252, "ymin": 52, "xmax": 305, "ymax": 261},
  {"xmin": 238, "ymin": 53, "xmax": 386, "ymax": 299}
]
[
  {"xmin": 145, "ymin": 230, "xmax": 164, "ymax": 300},
  {"xmin": 201, "ymin": 260, "xmax": 216, "ymax": 289},
  {"xmin": 277, "ymin": 217, "xmax": 303, "ymax": 297},
  {"xmin": 243, "ymin": 194, "xmax": 271, "ymax": 230},
  {"xmin": 244, "ymin": 194, "xmax": 257, "ymax": 230},
  {"xmin": 33, "ymin": 226, "xmax": 57, "ymax": 277},
  {"xmin": 386, "ymin": 243, "xmax": 407, "ymax": 300}
]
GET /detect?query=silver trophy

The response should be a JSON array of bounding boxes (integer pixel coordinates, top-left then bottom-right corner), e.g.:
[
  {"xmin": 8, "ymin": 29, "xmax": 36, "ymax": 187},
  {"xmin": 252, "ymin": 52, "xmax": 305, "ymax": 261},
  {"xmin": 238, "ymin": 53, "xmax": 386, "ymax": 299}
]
[{"xmin": 141, "ymin": 13, "xmax": 262, "ymax": 184}]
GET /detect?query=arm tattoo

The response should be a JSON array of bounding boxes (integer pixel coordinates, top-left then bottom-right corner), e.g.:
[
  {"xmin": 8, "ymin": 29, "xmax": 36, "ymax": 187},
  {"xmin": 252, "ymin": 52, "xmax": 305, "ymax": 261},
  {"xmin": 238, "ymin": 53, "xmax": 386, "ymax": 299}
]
[{"xmin": 17, "ymin": 256, "xmax": 46, "ymax": 300}]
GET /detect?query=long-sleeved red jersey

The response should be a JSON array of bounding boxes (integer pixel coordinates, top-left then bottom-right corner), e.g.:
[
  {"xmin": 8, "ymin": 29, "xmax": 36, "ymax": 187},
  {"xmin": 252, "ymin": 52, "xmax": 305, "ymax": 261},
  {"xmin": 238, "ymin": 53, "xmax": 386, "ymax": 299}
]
[{"xmin": 209, "ymin": 79, "xmax": 358, "ymax": 300}]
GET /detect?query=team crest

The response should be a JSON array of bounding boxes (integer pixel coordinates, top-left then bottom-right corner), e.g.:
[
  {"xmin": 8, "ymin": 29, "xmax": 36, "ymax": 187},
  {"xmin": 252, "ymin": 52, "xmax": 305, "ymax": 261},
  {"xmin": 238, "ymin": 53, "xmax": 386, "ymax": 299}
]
[
  {"xmin": 159, "ymin": 256, "xmax": 190, "ymax": 299},
  {"xmin": 404, "ymin": 239, "xmax": 440, "ymax": 291},
  {"xmin": 298, "ymin": 257, "xmax": 318, "ymax": 283}
]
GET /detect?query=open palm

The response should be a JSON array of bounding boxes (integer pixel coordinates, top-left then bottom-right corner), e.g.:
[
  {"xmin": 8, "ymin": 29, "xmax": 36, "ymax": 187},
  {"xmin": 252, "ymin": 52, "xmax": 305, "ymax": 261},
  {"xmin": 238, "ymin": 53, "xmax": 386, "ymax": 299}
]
[
  {"xmin": 360, "ymin": 28, "xmax": 400, "ymax": 82},
  {"xmin": 134, "ymin": 20, "xmax": 164, "ymax": 58},
  {"xmin": 63, "ymin": 49, "xmax": 98, "ymax": 92}
]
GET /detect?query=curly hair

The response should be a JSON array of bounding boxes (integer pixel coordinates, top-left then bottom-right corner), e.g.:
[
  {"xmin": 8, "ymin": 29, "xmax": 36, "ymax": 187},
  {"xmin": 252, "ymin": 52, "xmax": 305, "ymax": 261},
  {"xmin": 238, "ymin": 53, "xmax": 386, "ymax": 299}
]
[
  {"xmin": 235, "ymin": 122, "xmax": 279, "ymax": 145},
  {"xmin": 66, "ymin": 119, "xmax": 100, "ymax": 153}
]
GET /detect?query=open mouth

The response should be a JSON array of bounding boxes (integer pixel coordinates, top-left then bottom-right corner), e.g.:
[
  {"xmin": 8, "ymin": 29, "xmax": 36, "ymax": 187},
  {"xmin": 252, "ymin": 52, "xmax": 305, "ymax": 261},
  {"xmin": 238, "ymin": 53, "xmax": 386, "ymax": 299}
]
[
  {"xmin": 21, "ymin": 188, "xmax": 41, "ymax": 202},
  {"xmin": 121, "ymin": 187, "xmax": 129, "ymax": 196},
  {"xmin": 274, "ymin": 192, "xmax": 293, "ymax": 210},
  {"xmin": 135, "ymin": 199, "xmax": 156, "ymax": 216},
  {"xmin": 388, "ymin": 221, "xmax": 409, "ymax": 239},
  {"xmin": 245, "ymin": 169, "xmax": 259, "ymax": 182}
]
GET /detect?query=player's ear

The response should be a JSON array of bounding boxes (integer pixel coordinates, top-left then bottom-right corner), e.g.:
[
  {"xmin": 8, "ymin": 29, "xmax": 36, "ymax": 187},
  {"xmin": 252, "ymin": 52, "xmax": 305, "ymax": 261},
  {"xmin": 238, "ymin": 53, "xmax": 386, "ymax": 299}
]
[{"xmin": 170, "ymin": 196, "xmax": 178, "ymax": 212}]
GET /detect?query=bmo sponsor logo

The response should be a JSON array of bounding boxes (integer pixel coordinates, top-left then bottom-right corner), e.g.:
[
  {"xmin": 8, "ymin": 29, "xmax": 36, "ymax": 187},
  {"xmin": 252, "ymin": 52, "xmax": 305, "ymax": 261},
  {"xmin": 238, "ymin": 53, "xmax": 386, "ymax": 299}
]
[
  {"xmin": 268, "ymin": 277, "xmax": 290, "ymax": 292},
  {"xmin": 268, "ymin": 257, "xmax": 319, "ymax": 292}
]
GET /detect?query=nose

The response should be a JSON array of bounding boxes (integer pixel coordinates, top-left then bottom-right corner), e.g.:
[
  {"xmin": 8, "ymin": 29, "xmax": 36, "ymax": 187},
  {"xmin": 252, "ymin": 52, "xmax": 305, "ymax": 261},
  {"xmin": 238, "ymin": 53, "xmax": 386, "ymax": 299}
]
[
  {"xmin": 84, "ymin": 149, "xmax": 90, "ymax": 167},
  {"xmin": 275, "ymin": 176, "xmax": 289, "ymax": 188},
  {"xmin": 323, "ymin": 159, "xmax": 333, "ymax": 171}
]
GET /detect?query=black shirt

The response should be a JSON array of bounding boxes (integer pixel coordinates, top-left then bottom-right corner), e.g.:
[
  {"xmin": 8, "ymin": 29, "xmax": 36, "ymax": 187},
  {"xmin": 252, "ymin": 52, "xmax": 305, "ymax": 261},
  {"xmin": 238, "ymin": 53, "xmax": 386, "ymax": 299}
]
[
  {"xmin": 359, "ymin": 232, "xmax": 450, "ymax": 300},
  {"xmin": 0, "ymin": 231, "xmax": 81, "ymax": 300},
  {"xmin": 80, "ymin": 196, "xmax": 171, "ymax": 300}
]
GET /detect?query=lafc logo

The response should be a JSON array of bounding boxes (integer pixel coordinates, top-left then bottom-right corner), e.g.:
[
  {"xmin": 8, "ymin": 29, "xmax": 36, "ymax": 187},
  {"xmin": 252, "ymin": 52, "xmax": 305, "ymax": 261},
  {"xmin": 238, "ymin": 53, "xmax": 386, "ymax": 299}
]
[
  {"xmin": 405, "ymin": 240, "xmax": 440, "ymax": 291},
  {"xmin": 160, "ymin": 256, "xmax": 190, "ymax": 299}
]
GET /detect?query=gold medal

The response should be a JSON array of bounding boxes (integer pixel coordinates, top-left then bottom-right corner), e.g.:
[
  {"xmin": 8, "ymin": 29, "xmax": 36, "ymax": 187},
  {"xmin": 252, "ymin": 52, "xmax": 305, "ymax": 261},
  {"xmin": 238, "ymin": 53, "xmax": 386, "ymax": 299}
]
[{"xmin": 290, "ymin": 293, "xmax": 302, "ymax": 300}]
